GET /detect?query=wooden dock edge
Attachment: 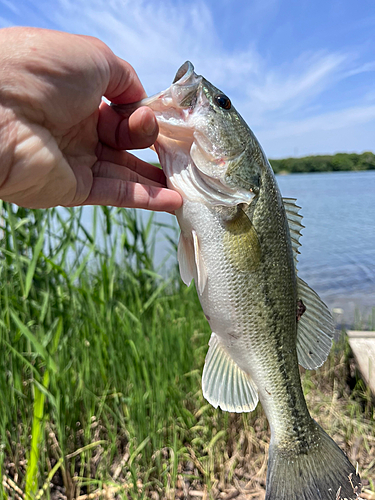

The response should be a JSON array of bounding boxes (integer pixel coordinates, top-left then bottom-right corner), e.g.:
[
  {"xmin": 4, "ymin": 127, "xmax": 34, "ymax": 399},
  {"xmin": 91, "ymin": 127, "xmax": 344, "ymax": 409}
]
[{"xmin": 347, "ymin": 330, "xmax": 375, "ymax": 395}]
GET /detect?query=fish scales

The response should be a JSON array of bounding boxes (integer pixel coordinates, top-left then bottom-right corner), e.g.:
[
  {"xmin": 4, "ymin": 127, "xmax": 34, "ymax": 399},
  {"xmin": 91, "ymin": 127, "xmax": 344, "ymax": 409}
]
[{"xmin": 114, "ymin": 61, "xmax": 362, "ymax": 500}]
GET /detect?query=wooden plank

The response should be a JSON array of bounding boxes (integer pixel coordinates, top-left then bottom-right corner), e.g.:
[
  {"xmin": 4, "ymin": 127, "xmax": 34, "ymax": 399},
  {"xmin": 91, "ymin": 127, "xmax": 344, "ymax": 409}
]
[{"xmin": 347, "ymin": 331, "xmax": 375, "ymax": 395}]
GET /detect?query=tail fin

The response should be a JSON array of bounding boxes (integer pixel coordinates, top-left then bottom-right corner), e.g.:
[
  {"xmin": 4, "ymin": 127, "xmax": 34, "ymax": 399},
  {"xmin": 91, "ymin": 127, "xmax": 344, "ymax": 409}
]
[{"xmin": 266, "ymin": 421, "xmax": 361, "ymax": 500}]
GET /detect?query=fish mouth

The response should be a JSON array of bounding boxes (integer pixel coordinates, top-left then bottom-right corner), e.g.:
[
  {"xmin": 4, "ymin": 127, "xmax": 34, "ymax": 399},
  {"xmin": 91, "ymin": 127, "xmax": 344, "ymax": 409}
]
[
  {"xmin": 173, "ymin": 61, "xmax": 193, "ymax": 84},
  {"xmin": 112, "ymin": 61, "xmax": 201, "ymax": 130},
  {"xmin": 170, "ymin": 61, "xmax": 201, "ymax": 108}
]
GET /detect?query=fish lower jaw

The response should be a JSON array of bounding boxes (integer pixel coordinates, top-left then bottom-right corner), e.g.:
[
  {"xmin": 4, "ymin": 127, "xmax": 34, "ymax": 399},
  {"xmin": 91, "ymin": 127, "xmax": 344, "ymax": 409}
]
[{"xmin": 157, "ymin": 110, "xmax": 191, "ymax": 127}]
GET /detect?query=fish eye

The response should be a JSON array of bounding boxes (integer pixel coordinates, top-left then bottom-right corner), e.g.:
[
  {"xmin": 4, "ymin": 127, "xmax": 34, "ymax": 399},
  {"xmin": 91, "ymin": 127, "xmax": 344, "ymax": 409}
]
[{"xmin": 215, "ymin": 94, "xmax": 231, "ymax": 110}]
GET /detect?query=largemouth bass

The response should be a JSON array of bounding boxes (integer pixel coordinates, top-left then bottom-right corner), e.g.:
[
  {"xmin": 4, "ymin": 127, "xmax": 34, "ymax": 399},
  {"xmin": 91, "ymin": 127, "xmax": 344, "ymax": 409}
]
[{"xmin": 115, "ymin": 62, "xmax": 361, "ymax": 499}]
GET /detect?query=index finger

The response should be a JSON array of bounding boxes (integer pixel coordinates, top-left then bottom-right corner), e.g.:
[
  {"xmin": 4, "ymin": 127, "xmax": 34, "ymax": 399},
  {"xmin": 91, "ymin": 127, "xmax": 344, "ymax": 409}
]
[{"xmin": 103, "ymin": 49, "xmax": 147, "ymax": 104}]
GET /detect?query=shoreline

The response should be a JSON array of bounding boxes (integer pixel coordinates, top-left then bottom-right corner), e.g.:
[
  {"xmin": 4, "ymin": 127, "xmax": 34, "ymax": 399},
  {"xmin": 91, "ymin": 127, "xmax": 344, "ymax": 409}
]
[{"xmin": 323, "ymin": 292, "xmax": 375, "ymax": 330}]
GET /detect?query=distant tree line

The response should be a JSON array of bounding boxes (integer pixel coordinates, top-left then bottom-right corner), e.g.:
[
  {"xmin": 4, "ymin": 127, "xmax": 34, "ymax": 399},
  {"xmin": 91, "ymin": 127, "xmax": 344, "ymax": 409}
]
[{"xmin": 269, "ymin": 152, "xmax": 375, "ymax": 174}]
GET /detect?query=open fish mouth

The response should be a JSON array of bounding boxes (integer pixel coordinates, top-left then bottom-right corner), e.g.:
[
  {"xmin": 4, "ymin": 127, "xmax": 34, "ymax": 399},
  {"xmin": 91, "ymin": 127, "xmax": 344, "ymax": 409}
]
[
  {"xmin": 112, "ymin": 61, "xmax": 202, "ymax": 127},
  {"xmin": 173, "ymin": 61, "xmax": 194, "ymax": 84},
  {"xmin": 169, "ymin": 61, "xmax": 201, "ymax": 108}
]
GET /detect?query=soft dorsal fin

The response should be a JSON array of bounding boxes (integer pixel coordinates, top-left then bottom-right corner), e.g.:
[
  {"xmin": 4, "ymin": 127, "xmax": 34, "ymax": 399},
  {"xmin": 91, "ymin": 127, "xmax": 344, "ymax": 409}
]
[
  {"xmin": 283, "ymin": 198, "xmax": 304, "ymax": 269},
  {"xmin": 202, "ymin": 333, "xmax": 259, "ymax": 413},
  {"xmin": 296, "ymin": 277, "xmax": 335, "ymax": 369},
  {"xmin": 177, "ymin": 230, "xmax": 207, "ymax": 295}
]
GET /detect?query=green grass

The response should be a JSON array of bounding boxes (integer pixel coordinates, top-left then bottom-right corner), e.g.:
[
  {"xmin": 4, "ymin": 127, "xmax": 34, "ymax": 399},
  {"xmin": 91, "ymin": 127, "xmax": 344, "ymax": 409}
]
[{"xmin": 0, "ymin": 203, "xmax": 374, "ymax": 499}]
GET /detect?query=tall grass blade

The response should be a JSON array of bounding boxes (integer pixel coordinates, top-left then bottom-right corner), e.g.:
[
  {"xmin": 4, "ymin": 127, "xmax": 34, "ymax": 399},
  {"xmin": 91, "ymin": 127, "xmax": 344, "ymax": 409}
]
[
  {"xmin": 10, "ymin": 310, "xmax": 57, "ymax": 373},
  {"xmin": 35, "ymin": 458, "xmax": 64, "ymax": 500},
  {"xmin": 129, "ymin": 437, "xmax": 150, "ymax": 467},
  {"xmin": 25, "ymin": 370, "xmax": 49, "ymax": 499},
  {"xmin": 6, "ymin": 206, "xmax": 26, "ymax": 297},
  {"xmin": 24, "ymin": 224, "xmax": 45, "ymax": 299}
]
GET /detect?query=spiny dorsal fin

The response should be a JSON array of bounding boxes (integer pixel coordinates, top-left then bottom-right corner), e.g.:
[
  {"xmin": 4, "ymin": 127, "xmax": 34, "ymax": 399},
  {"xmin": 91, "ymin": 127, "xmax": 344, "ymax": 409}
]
[
  {"xmin": 202, "ymin": 333, "xmax": 259, "ymax": 412},
  {"xmin": 296, "ymin": 277, "xmax": 335, "ymax": 370},
  {"xmin": 283, "ymin": 198, "xmax": 304, "ymax": 269}
]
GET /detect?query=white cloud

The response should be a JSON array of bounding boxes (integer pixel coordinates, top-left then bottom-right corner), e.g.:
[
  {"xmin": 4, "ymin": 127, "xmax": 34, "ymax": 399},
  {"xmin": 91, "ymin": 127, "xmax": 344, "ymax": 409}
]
[
  {"xmin": 260, "ymin": 105, "xmax": 375, "ymax": 140},
  {"xmin": 344, "ymin": 61, "xmax": 375, "ymax": 78},
  {"xmin": 258, "ymin": 105, "xmax": 375, "ymax": 158},
  {"xmin": 247, "ymin": 52, "xmax": 348, "ymax": 113}
]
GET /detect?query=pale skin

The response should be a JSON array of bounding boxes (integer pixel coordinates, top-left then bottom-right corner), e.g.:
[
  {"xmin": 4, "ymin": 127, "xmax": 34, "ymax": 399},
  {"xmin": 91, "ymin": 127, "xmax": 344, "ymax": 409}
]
[{"xmin": 0, "ymin": 27, "xmax": 183, "ymax": 211}]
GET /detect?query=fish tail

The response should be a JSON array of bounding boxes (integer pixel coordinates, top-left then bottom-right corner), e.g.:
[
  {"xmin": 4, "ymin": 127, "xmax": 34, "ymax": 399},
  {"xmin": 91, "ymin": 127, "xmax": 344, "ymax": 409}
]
[{"xmin": 265, "ymin": 421, "xmax": 361, "ymax": 500}]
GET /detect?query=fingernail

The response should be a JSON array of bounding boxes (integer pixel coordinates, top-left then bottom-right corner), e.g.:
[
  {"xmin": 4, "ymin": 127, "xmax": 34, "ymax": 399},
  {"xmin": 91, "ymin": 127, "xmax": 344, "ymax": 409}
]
[{"xmin": 143, "ymin": 114, "xmax": 157, "ymax": 136}]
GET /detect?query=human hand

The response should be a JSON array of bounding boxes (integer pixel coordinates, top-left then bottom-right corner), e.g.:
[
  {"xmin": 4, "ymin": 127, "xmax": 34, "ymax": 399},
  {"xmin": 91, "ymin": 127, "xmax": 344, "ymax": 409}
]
[{"xmin": 0, "ymin": 27, "xmax": 182, "ymax": 211}]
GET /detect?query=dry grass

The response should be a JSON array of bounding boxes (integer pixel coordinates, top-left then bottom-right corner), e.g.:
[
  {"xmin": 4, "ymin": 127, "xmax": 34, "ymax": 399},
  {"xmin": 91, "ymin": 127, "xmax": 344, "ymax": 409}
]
[{"xmin": 3, "ymin": 335, "xmax": 374, "ymax": 500}]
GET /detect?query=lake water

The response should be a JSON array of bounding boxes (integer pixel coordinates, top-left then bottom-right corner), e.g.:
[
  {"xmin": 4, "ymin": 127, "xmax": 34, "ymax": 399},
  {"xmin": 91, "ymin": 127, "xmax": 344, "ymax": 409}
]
[{"xmin": 151, "ymin": 170, "xmax": 375, "ymax": 328}]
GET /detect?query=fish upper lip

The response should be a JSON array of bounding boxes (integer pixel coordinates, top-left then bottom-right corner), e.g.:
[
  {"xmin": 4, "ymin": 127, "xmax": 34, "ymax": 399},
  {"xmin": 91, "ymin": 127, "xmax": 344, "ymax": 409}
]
[
  {"xmin": 173, "ymin": 61, "xmax": 195, "ymax": 85},
  {"xmin": 163, "ymin": 61, "xmax": 202, "ymax": 110}
]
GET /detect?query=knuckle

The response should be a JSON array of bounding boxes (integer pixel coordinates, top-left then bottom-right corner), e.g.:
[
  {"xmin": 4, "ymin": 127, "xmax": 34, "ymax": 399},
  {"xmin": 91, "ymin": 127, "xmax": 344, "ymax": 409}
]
[{"xmin": 114, "ymin": 181, "xmax": 131, "ymax": 206}]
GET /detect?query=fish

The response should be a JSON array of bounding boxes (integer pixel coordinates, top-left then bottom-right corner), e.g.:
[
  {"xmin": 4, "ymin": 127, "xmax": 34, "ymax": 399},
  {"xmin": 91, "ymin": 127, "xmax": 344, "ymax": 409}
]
[{"xmin": 114, "ymin": 62, "xmax": 362, "ymax": 499}]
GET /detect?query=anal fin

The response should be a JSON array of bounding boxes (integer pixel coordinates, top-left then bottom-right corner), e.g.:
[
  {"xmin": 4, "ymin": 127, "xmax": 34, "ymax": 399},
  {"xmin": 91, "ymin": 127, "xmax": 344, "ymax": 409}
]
[{"xmin": 202, "ymin": 333, "xmax": 258, "ymax": 413}]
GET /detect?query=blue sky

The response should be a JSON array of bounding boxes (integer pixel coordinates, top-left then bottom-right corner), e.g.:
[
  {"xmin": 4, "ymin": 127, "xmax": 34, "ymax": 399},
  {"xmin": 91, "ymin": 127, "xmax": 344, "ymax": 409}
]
[{"xmin": 0, "ymin": 0, "xmax": 374, "ymax": 161}]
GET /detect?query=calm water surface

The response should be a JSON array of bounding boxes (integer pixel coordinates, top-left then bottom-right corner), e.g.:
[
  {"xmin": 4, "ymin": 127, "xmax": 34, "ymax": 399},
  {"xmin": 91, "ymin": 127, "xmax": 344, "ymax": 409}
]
[{"xmin": 153, "ymin": 170, "xmax": 375, "ymax": 326}]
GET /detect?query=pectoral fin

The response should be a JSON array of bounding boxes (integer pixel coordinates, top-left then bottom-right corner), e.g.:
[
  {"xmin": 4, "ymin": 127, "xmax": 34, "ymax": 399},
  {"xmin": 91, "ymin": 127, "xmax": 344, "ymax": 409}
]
[
  {"xmin": 223, "ymin": 208, "xmax": 261, "ymax": 272},
  {"xmin": 296, "ymin": 277, "xmax": 335, "ymax": 369},
  {"xmin": 202, "ymin": 333, "xmax": 259, "ymax": 413},
  {"xmin": 192, "ymin": 230, "xmax": 207, "ymax": 295},
  {"xmin": 177, "ymin": 233, "xmax": 195, "ymax": 287},
  {"xmin": 177, "ymin": 230, "xmax": 207, "ymax": 294}
]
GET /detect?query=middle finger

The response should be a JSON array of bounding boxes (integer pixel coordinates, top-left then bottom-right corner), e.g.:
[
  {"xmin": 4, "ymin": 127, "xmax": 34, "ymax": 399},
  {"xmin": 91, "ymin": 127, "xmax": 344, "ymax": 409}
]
[{"xmin": 96, "ymin": 144, "xmax": 166, "ymax": 185}]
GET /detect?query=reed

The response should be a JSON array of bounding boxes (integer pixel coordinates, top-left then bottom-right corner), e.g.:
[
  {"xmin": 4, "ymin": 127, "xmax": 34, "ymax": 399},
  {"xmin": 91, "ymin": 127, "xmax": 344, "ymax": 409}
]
[{"xmin": 0, "ymin": 203, "xmax": 373, "ymax": 499}]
